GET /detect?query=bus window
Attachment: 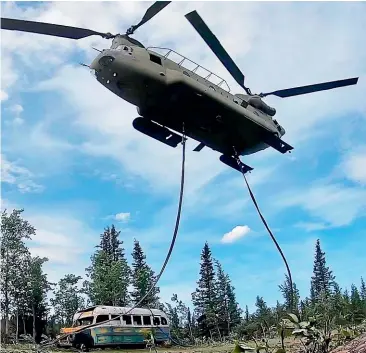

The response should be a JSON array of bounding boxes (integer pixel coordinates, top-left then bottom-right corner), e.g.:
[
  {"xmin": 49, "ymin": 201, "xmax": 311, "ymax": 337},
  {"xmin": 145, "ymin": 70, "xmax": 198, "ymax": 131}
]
[
  {"xmin": 111, "ymin": 315, "xmax": 121, "ymax": 323},
  {"xmin": 96, "ymin": 315, "xmax": 109, "ymax": 323},
  {"xmin": 143, "ymin": 316, "xmax": 151, "ymax": 325},
  {"xmin": 76, "ymin": 317, "xmax": 93, "ymax": 326},
  {"xmin": 133, "ymin": 316, "xmax": 142, "ymax": 325},
  {"xmin": 161, "ymin": 317, "xmax": 167, "ymax": 325},
  {"xmin": 123, "ymin": 315, "xmax": 132, "ymax": 325},
  {"xmin": 153, "ymin": 317, "xmax": 160, "ymax": 325}
]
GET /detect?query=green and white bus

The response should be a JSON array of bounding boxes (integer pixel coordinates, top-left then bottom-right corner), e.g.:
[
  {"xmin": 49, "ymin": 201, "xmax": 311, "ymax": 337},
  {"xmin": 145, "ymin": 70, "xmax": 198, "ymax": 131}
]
[{"xmin": 60, "ymin": 305, "xmax": 170, "ymax": 350}]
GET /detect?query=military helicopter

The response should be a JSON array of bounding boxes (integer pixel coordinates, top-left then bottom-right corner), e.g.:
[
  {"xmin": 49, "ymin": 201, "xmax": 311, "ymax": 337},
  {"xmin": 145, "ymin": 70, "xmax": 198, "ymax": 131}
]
[{"xmin": 1, "ymin": 2, "xmax": 359, "ymax": 173}]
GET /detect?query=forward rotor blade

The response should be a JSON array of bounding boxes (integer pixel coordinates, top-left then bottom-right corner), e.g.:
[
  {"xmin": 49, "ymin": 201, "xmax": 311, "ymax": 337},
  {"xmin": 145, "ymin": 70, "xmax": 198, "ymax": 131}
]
[
  {"xmin": 261, "ymin": 77, "xmax": 359, "ymax": 98},
  {"xmin": 1, "ymin": 17, "xmax": 113, "ymax": 39},
  {"xmin": 127, "ymin": 1, "xmax": 171, "ymax": 34},
  {"xmin": 185, "ymin": 10, "xmax": 246, "ymax": 90}
]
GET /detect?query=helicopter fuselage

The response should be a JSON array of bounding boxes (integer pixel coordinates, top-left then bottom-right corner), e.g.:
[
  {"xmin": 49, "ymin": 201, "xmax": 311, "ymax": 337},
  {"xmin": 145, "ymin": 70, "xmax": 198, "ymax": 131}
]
[{"xmin": 90, "ymin": 36, "xmax": 291, "ymax": 158}]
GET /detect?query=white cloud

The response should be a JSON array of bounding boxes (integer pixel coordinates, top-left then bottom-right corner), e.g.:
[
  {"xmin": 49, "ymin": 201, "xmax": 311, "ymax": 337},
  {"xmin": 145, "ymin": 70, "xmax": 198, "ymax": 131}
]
[
  {"xmin": 8, "ymin": 104, "xmax": 24, "ymax": 114},
  {"xmin": 1, "ymin": 154, "xmax": 43, "ymax": 193},
  {"xmin": 221, "ymin": 225, "xmax": 251, "ymax": 244},
  {"xmin": 115, "ymin": 212, "xmax": 131, "ymax": 223},
  {"xmin": 278, "ymin": 183, "xmax": 366, "ymax": 227},
  {"xmin": 295, "ymin": 222, "xmax": 329, "ymax": 232},
  {"xmin": 1, "ymin": 90, "xmax": 9, "ymax": 101},
  {"xmin": 342, "ymin": 147, "xmax": 366, "ymax": 185}
]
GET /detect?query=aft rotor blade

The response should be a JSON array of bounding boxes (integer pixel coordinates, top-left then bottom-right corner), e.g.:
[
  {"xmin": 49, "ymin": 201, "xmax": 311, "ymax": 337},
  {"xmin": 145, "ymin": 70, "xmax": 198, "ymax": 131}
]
[
  {"xmin": 1, "ymin": 17, "xmax": 113, "ymax": 39},
  {"xmin": 261, "ymin": 77, "xmax": 359, "ymax": 98},
  {"xmin": 185, "ymin": 10, "xmax": 246, "ymax": 91},
  {"xmin": 127, "ymin": 1, "xmax": 171, "ymax": 34}
]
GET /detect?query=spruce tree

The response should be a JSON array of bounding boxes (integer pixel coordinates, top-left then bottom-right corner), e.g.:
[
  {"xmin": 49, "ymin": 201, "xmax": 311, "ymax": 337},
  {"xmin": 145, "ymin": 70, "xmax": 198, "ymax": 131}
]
[
  {"xmin": 360, "ymin": 277, "xmax": 366, "ymax": 315},
  {"xmin": 360, "ymin": 277, "xmax": 366, "ymax": 302},
  {"xmin": 97, "ymin": 225, "xmax": 124, "ymax": 261},
  {"xmin": 278, "ymin": 274, "xmax": 300, "ymax": 313},
  {"xmin": 245, "ymin": 305, "xmax": 250, "ymax": 323},
  {"xmin": 130, "ymin": 240, "xmax": 160, "ymax": 307},
  {"xmin": 214, "ymin": 260, "xmax": 241, "ymax": 335},
  {"xmin": 310, "ymin": 239, "xmax": 335, "ymax": 301},
  {"xmin": 84, "ymin": 224, "xmax": 130, "ymax": 306},
  {"xmin": 350, "ymin": 284, "xmax": 365, "ymax": 324},
  {"xmin": 192, "ymin": 242, "xmax": 218, "ymax": 337},
  {"xmin": 254, "ymin": 296, "xmax": 272, "ymax": 325},
  {"xmin": 331, "ymin": 282, "xmax": 346, "ymax": 320}
]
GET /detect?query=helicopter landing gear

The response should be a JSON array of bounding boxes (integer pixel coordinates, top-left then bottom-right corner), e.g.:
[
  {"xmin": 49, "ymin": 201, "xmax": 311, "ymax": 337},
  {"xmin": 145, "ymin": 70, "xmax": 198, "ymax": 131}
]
[
  {"xmin": 219, "ymin": 154, "xmax": 253, "ymax": 174},
  {"xmin": 133, "ymin": 117, "xmax": 186, "ymax": 148}
]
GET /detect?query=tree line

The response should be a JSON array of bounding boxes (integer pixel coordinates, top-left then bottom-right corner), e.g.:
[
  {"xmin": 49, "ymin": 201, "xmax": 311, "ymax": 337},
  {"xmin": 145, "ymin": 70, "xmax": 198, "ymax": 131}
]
[{"xmin": 1, "ymin": 208, "xmax": 365, "ymax": 344}]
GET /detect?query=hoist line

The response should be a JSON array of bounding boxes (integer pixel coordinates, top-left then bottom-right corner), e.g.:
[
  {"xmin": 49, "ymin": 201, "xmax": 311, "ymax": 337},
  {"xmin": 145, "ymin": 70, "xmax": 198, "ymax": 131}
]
[
  {"xmin": 233, "ymin": 151, "xmax": 294, "ymax": 310},
  {"xmin": 42, "ymin": 123, "xmax": 187, "ymax": 349}
]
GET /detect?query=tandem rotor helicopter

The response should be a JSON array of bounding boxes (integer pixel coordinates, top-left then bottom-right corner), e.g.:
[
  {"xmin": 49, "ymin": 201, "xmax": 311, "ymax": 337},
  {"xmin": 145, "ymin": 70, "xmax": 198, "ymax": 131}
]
[{"xmin": 1, "ymin": 1, "xmax": 359, "ymax": 173}]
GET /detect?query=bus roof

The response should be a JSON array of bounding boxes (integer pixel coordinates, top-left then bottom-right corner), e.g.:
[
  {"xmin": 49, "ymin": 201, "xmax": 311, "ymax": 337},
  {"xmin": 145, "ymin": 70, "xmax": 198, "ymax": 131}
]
[{"xmin": 74, "ymin": 305, "xmax": 167, "ymax": 318}]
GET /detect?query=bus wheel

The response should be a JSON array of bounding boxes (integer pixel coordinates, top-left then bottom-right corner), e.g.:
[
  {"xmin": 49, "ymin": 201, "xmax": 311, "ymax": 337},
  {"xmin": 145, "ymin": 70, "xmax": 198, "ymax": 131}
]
[{"xmin": 80, "ymin": 343, "xmax": 89, "ymax": 352}]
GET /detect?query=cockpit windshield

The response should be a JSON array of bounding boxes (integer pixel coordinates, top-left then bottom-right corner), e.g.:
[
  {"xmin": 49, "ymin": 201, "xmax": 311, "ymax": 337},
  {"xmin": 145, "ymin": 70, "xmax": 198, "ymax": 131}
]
[{"xmin": 74, "ymin": 316, "xmax": 94, "ymax": 327}]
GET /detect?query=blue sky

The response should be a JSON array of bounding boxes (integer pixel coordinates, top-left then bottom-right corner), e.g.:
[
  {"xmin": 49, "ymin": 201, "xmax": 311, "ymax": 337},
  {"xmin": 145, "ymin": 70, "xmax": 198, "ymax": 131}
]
[{"xmin": 1, "ymin": 1, "xmax": 366, "ymax": 312}]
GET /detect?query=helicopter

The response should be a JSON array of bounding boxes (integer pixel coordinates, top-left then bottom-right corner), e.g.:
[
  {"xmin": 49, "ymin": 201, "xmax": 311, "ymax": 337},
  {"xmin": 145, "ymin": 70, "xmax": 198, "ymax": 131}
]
[{"xmin": 1, "ymin": 1, "xmax": 359, "ymax": 173}]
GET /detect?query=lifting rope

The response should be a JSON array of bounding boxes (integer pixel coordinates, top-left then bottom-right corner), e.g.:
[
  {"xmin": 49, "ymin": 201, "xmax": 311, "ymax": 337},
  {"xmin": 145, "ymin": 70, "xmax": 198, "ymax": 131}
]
[
  {"xmin": 233, "ymin": 149, "xmax": 294, "ymax": 310},
  {"xmin": 42, "ymin": 124, "xmax": 187, "ymax": 349}
]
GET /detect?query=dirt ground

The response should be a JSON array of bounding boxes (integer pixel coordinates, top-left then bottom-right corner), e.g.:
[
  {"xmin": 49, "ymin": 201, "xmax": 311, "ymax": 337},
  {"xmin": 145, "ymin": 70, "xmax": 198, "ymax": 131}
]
[{"xmin": 2, "ymin": 334, "xmax": 366, "ymax": 353}]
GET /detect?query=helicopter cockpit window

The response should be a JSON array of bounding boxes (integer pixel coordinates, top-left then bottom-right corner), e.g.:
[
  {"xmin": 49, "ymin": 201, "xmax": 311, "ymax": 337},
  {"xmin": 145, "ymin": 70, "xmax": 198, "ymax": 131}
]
[
  {"xmin": 149, "ymin": 54, "xmax": 162, "ymax": 66},
  {"xmin": 116, "ymin": 45, "xmax": 133, "ymax": 54}
]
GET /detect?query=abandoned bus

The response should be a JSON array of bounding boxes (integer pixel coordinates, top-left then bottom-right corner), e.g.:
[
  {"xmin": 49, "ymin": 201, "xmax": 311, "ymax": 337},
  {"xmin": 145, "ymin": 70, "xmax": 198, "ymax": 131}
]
[{"xmin": 59, "ymin": 305, "xmax": 170, "ymax": 350}]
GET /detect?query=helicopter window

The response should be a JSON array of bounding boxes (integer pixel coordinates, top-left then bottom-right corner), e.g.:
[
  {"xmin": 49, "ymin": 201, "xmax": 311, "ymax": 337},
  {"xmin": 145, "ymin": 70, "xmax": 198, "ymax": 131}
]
[
  {"xmin": 98, "ymin": 56, "xmax": 114, "ymax": 67},
  {"xmin": 183, "ymin": 71, "xmax": 190, "ymax": 77},
  {"xmin": 209, "ymin": 86, "xmax": 216, "ymax": 91},
  {"xmin": 149, "ymin": 54, "xmax": 162, "ymax": 66},
  {"xmin": 241, "ymin": 100, "xmax": 249, "ymax": 108},
  {"xmin": 233, "ymin": 100, "xmax": 239, "ymax": 104}
]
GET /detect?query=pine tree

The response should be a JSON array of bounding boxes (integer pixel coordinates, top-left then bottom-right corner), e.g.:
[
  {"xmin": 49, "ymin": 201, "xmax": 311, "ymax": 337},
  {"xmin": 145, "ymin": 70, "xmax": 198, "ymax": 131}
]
[
  {"xmin": 97, "ymin": 225, "xmax": 124, "ymax": 261},
  {"xmin": 349, "ymin": 284, "xmax": 365, "ymax": 324},
  {"xmin": 254, "ymin": 296, "xmax": 273, "ymax": 326},
  {"xmin": 245, "ymin": 305, "xmax": 250, "ymax": 323},
  {"xmin": 130, "ymin": 240, "xmax": 160, "ymax": 307},
  {"xmin": 331, "ymin": 282, "xmax": 346, "ymax": 320},
  {"xmin": 360, "ymin": 277, "xmax": 366, "ymax": 315},
  {"xmin": 299, "ymin": 298, "xmax": 312, "ymax": 321},
  {"xmin": 360, "ymin": 277, "xmax": 366, "ymax": 302},
  {"xmin": 192, "ymin": 242, "xmax": 218, "ymax": 337},
  {"xmin": 214, "ymin": 260, "xmax": 241, "ymax": 336},
  {"xmin": 310, "ymin": 239, "xmax": 335, "ymax": 301},
  {"xmin": 84, "ymin": 225, "xmax": 130, "ymax": 306},
  {"xmin": 278, "ymin": 274, "xmax": 300, "ymax": 314}
]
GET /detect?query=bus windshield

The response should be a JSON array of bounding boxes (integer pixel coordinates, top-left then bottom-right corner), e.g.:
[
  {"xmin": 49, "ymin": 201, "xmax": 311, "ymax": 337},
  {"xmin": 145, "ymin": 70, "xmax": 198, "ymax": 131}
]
[{"xmin": 75, "ymin": 317, "xmax": 94, "ymax": 326}]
